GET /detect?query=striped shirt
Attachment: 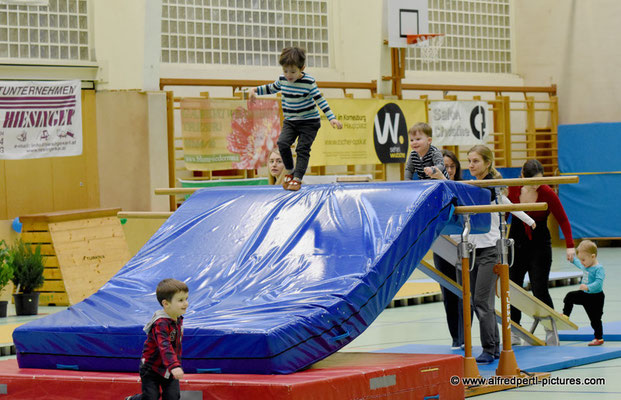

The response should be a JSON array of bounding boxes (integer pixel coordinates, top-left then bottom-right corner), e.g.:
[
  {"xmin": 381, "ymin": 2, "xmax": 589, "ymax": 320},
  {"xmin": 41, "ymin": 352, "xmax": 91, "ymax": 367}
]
[
  {"xmin": 256, "ymin": 73, "xmax": 335, "ymax": 121},
  {"xmin": 404, "ymin": 145, "xmax": 450, "ymax": 180}
]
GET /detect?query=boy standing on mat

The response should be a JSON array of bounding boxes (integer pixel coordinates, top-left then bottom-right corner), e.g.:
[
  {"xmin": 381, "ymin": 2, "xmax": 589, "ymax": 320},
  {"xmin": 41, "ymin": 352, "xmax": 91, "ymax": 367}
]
[
  {"xmin": 126, "ymin": 279, "xmax": 189, "ymax": 400},
  {"xmin": 404, "ymin": 122, "xmax": 449, "ymax": 180},
  {"xmin": 562, "ymin": 240, "xmax": 605, "ymax": 346},
  {"xmin": 249, "ymin": 46, "xmax": 342, "ymax": 191}
]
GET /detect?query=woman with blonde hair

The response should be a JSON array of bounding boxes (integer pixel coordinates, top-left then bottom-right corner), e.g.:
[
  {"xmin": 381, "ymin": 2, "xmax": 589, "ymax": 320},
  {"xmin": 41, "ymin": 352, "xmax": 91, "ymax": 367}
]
[
  {"xmin": 466, "ymin": 145, "xmax": 536, "ymax": 364},
  {"xmin": 267, "ymin": 149, "xmax": 286, "ymax": 185}
]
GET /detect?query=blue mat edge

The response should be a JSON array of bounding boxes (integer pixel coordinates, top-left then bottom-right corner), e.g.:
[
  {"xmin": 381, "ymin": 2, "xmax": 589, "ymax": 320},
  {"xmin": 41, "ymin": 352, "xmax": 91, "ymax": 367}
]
[
  {"xmin": 559, "ymin": 321, "xmax": 621, "ymax": 341},
  {"xmin": 374, "ymin": 344, "xmax": 621, "ymax": 376}
]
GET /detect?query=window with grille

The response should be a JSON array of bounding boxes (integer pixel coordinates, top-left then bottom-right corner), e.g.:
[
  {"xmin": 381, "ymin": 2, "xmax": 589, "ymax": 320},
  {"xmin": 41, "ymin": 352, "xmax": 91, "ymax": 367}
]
[
  {"xmin": 161, "ymin": 0, "xmax": 330, "ymax": 68},
  {"xmin": 408, "ymin": 0, "xmax": 512, "ymax": 73},
  {"xmin": 0, "ymin": 0, "xmax": 91, "ymax": 62}
]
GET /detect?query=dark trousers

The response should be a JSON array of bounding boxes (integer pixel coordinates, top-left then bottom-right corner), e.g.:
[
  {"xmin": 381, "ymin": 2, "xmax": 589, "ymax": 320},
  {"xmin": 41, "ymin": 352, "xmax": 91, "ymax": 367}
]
[
  {"xmin": 127, "ymin": 366, "xmax": 180, "ymax": 400},
  {"xmin": 471, "ymin": 247, "xmax": 500, "ymax": 355},
  {"xmin": 277, "ymin": 119, "xmax": 321, "ymax": 180},
  {"xmin": 563, "ymin": 290, "xmax": 605, "ymax": 340},
  {"xmin": 509, "ymin": 222, "xmax": 553, "ymax": 325},
  {"xmin": 433, "ymin": 253, "xmax": 471, "ymax": 345}
]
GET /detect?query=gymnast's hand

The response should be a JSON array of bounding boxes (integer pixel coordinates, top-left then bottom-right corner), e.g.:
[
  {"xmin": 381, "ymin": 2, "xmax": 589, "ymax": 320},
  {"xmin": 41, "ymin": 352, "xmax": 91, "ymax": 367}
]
[
  {"xmin": 424, "ymin": 166, "xmax": 446, "ymax": 180},
  {"xmin": 171, "ymin": 367, "xmax": 184, "ymax": 380},
  {"xmin": 248, "ymin": 87, "xmax": 257, "ymax": 99},
  {"xmin": 330, "ymin": 119, "xmax": 343, "ymax": 129},
  {"xmin": 566, "ymin": 247, "xmax": 575, "ymax": 262},
  {"xmin": 579, "ymin": 284, "xmax": 588, "ymax": 292}
]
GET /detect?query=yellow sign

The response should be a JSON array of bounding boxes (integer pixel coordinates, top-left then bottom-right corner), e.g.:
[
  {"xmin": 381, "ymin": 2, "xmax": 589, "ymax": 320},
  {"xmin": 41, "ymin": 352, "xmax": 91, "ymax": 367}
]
[
  {"xmin": 180, "ymin": 98, "xmax": 281, "ymax": 171},
  {"xmin": 309, "ymin": 99, "xmax": 427, "ymax": 166}
]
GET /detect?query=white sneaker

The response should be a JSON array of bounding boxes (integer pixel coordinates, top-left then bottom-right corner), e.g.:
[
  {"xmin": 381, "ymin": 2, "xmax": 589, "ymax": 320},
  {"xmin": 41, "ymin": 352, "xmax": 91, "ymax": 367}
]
[{"xmin": 511, "ymin": 332, "xmax": 522, "ymax": 346}]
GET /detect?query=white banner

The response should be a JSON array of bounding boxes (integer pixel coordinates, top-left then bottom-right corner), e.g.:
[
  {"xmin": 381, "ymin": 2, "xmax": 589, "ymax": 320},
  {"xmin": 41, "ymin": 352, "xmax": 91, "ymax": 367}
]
[
  {"xmin": 0, "ymin": 80, "xmax": 82, "ymax": 160},
  {"xmin": 429, "ymin": 101, "xmax": 493, "ymax": 146}
]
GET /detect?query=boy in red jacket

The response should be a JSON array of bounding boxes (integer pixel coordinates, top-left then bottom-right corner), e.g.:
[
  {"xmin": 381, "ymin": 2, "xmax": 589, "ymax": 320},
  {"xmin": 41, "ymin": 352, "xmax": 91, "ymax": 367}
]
[{"xmin": 126, "ymin": 278, "xmax": 189, "ymax": 400}]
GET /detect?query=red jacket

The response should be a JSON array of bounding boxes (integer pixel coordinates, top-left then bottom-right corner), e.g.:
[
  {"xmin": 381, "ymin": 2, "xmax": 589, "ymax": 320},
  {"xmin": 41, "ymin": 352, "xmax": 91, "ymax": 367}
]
[
  {"xmin": 141, "ymin": 310, "xmax": 183, "ymax": 378},
  {"xmin": 508, "ymin": 184, "xmax": 574, "ymax": 248}
]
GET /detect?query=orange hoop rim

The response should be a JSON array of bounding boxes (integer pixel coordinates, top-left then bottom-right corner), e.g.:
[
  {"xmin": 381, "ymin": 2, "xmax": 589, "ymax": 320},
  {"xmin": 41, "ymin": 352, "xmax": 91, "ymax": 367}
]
[{"xmin": 406, "ymin": 33, "xmax": 444, "ymax": 45}]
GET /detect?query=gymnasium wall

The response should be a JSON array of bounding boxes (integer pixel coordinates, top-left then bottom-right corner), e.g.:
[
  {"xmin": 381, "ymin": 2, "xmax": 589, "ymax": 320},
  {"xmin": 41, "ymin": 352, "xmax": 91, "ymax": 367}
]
[
  {"xmin": 91, "ymin": 0, "xmax": 154, "ymax": 91},
  {"xmin": 514, "ymin": 0, "xmax": 620, "ymax": 125},
  {"xmin": 95, "ymin": 91, "xmax": 169, "ymax": 212},
  {"xmin": 158, "ymin": 0, "xmax": 527, "ymax": 97},
  {"xmin": 8, "ymin": 1, "xmax": 614, "ymax": 221}
]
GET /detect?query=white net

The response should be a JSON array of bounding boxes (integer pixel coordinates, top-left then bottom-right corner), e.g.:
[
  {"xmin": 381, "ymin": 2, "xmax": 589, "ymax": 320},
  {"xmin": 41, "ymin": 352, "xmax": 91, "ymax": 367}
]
[{"xmin": 418, "ymin": 35, "xmax": 445, "ymax": 64}]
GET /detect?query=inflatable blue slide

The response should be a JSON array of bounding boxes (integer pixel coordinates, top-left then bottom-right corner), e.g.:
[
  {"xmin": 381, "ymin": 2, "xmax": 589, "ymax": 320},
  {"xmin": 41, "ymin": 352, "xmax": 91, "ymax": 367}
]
[{"xmin": 13, "ymin": 181, "xmax": 490, "ymax": 374}]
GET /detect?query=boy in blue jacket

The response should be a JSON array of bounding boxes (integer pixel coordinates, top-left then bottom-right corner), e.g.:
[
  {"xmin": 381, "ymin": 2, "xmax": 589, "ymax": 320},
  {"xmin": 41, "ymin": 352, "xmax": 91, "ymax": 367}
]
[{"xmin": 562, "ymin": 240, "xmax": 605, "ymax": 346}]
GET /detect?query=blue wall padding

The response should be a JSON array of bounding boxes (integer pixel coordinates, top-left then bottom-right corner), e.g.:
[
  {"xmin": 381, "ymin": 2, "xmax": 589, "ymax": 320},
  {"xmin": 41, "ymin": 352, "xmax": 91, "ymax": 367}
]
[
  {"xmin": 559, "ymin": 123, "xmax": 621, "ymax": 173},
  {"xmin": 557, "ymin": 122, "xmax": 621, "ymax": 238},
  {"xmin": 13, "ymin": 181, "xmax": 490, "ymax": 374},
  {"xmin": 559, "ymin": 174, "xmax": 621, "ymax": 238},
  {"xmin": 462, "ymin": 167, "xmax": 521, "ymax": 181}
]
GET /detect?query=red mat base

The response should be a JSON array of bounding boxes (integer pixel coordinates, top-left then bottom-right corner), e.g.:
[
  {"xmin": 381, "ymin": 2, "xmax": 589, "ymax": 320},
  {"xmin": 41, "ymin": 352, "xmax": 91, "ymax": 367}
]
[{"xmin": 0, "ymin": 352, "xmax": 464, "ymax": 400}]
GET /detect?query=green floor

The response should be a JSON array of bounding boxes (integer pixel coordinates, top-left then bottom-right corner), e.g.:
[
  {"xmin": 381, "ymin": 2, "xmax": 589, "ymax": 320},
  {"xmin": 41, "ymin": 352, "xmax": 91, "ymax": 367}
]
[{"xmin": 2, "ymin": 247, "xmax": 620, "ymax": 398}]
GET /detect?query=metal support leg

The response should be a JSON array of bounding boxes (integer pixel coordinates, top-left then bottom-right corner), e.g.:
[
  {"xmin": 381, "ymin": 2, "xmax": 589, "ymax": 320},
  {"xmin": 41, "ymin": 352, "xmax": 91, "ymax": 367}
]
[
  {"xmin": 494, "ymin": 188, "xmax": 521, "ymax": 376},
  {"xmin": 459, "ymin": 214, "xmax": 480, "ymax": 379}
]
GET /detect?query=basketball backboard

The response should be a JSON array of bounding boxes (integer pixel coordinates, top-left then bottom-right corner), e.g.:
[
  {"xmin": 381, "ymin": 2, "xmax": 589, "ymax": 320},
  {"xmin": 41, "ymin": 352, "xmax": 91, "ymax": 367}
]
[{"xmin": 387, "ymin": 0, "xmax": 429, "ymax": 48}]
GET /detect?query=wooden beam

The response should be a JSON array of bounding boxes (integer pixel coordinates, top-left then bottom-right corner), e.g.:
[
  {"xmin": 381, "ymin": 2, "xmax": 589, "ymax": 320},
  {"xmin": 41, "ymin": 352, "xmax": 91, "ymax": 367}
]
[
  {"xmin": 155, "ymin": 188, "xmax": 199, "ymax": 195},
  {"xmin": 401, "ymin": 83, "xmax": 557, "ymax": 95},
  {"xmin": 117, "ymin": 212, "xmax": 173, "ymax": 219},
  {"xmin": 19, "ymin": 208, "xmax": 122, "ymax": 223},
  {"xmin": 454, "ymin": 202, "xmax": 548, "ymax": 214},
  {"xmin": 465, "ymin": 175, "xmax": 578, "ymax": 188},
  {"xmin": 165, "ymin": 91, "xmax": 177, "ymax": 212},
  {"xmin": 161, "ymin": 79, "xmax": 555, "ymax": 96},
  {"xmin": 160, "ymin": 78, "xmax": 377, "ymax": 93}
]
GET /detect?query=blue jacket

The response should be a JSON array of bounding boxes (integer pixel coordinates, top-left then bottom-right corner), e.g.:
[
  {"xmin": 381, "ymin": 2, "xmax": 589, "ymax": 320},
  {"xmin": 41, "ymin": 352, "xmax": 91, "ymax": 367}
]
[{"xmin": 572, "ymin": 258, "xmax": 605, "ymax": 293}]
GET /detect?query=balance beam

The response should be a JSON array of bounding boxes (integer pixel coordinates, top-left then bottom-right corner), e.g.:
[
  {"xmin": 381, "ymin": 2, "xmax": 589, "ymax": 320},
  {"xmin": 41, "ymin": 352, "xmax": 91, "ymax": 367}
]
[{"xmin": 419, "ymin": 257, "xmax": 545, "ymax": 346}]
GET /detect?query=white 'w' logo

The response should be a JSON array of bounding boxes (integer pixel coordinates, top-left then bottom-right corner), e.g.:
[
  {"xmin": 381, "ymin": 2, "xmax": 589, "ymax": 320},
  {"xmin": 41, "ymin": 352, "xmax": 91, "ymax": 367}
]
[{"xmin": 374, "ymin": 113, "xmax": 400, "ymax": 144}]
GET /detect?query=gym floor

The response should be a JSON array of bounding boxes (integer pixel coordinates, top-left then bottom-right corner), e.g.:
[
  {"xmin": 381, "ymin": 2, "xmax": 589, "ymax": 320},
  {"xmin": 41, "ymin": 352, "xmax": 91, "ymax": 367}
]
[{"xmin": 1, "ymin": 247, "xmax": 619, "ymax": 399}]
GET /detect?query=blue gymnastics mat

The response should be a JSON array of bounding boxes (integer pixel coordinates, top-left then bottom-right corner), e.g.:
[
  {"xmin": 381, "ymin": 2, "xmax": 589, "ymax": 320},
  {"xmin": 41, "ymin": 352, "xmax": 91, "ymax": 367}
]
[
  {"xmin": 376, "ymin": 344, "xmax": 621, "ymax": 376},
  {"xmin": 559, "ymin": 321, "xmax": 621, "ymax": 341},
  {"xmin": 13, "ymin": 181, "xmax": 490, "ymax": 375}
]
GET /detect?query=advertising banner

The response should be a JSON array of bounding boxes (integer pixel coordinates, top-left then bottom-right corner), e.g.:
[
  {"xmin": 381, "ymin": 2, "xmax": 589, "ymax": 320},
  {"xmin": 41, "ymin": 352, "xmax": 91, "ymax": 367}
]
[
  {"xmin": 0, "ymin": 80, "xmax": 82, "ymax": 160},
  {"xmin": 310, "ymin": 98, "xmax": 426, "ymax": 166},
  {"xmin": 180, "ymin": 97, "xmax": 426, "ymax": 171},
  {"xmin": 180, "ymin": 98, "xmax": 281, "ymax": 171},
  {"xmin": 429, "ymin": 101, "xmax": 493, "ymax": 146}
]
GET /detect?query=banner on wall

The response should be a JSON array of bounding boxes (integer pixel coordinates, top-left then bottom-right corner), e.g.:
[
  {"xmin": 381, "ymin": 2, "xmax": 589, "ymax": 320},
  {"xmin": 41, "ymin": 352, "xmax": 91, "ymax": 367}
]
[
  {"xmin": 310, "ymin": 99, "xmax": 427, "ymax": 166},
  {"xmin": 429, "ymin": 101, "xmax": 492, "ymax": 146},
  {"xmin": 0, "ymin": 80, "xmax": 82, "ymax": 160},
  {"xmin": 180, "ymin": 98, "xmax": 281, "ymax": 171}
]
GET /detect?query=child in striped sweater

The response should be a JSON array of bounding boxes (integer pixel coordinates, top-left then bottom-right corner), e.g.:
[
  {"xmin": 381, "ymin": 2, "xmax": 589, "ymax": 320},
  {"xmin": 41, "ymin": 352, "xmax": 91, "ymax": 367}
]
[
  {"xmin": 250, "ymin": 47, "xmax": 342, "ymax": 191},
  {"xmin": 404, "ymin": 122, "xmax": 449, "ymax": 180}
]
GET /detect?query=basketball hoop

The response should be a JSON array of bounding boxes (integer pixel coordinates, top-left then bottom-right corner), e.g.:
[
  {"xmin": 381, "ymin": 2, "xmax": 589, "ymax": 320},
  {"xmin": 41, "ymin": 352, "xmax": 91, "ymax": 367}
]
[{"xmin": 406, "ymin": 33, "xmax": 445, "ymax": 64}]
